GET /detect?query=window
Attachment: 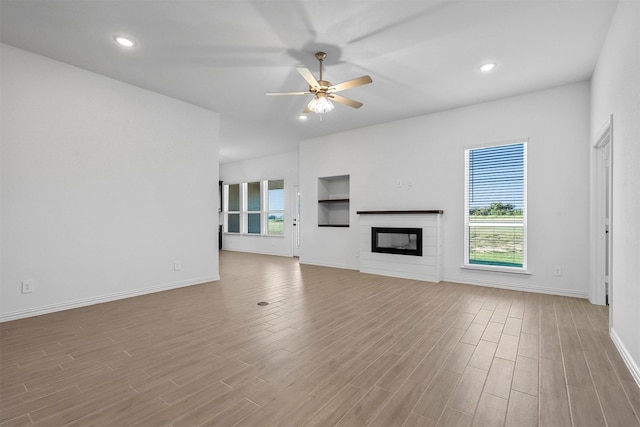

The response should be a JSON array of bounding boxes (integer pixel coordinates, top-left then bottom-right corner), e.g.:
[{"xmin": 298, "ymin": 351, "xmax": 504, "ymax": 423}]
[
  {"xmin": 267, "ymin": 179, "xmax": 284, "ymax": 235},
  {"xmin": 225, "ymin": 183, "xmax": 240, "ymax": 233},
  {"xmin": 246, "ymin": 181, "xmax": 261, "ymax": 234},
  {"xmin": 465, "ymin": 141, "xmax": 527, "ymax": 269},
  {"xmin": 223, "ymin": 179, "xmax": 285, "ymax": 236}
]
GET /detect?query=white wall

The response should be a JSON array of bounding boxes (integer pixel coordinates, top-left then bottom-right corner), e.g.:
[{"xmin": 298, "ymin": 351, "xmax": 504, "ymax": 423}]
[
  {"xmin": 591, "ymin": 1, "xmax": 640, "ymax": 384},
  {"xmin": 0, "ymin": 44, "xmax": 220, "ymax": 321},
  {"xmin": 300, "ymin": 82, "xmax": 591, "ymax": 298},
  {"xmin": 219, "ymin": 150, "xmax": 299, "ymax": 257}
]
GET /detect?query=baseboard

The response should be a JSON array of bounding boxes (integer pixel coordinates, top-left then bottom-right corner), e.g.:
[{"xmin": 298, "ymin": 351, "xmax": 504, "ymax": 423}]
[
  {"xmin": 444, "ymin": 275, "xmax": 590, "ymax": 299},
  {"xmin": 0, "ymin": 275, "xmax": 220, "ymax": 323},
  {"xmin": 610, "ymin": 327, "xmax": 640, "ymax": 387}
]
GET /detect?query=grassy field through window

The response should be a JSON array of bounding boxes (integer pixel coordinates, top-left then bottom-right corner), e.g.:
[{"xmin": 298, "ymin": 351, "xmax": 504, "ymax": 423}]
[
  {"xmin": 268, "ymin": 217, "xmax": 284, "ymax": 235},
  {"xmin": 469, "ymin": 215, "xmax": 523, "ymax": 267}
]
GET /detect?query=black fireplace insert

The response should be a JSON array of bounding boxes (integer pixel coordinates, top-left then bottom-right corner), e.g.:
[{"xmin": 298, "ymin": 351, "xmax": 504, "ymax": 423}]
[{"xmin": 371, "ymin": 227, "xmax": 423, "ymax": 256}]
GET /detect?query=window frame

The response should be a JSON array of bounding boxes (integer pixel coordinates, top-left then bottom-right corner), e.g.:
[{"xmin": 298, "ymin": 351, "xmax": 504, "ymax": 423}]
[
  {"xmin": 463, "ymin": 140, "xmax": 529, "ymax": 273},
  {"xmin": 223, "ymin": 179, "xmax": 285, "ymax": 237},
  {"xmin": 245, "ymin": 181, "xmax": 262, "ymax": 234},
  {"xmin": 265, "ymin": 179, "xmax": 285, "ymax": 236},
  {"xmin": 224, "ymin": 183, "xmax": 241, "ymax": 234}
]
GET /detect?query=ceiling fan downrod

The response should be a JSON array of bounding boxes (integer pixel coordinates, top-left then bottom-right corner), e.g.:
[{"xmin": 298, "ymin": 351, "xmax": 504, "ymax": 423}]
[{"xmin": 315, "ymin": 51, "xmax": 326, "ymax": 83}]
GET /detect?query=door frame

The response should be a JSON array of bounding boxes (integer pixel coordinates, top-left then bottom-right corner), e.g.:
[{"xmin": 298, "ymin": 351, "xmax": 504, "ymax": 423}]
[
  {"xmin": 591, "ymin": 115, "xmax": 613, "ymax": 313},
  {"xmin": 292, "ymin": 185, "xmax": 301, "ymax": 257}
]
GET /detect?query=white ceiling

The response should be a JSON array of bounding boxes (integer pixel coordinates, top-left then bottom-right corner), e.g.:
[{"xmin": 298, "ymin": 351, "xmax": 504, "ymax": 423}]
[{"xmin": 0, "ymin": 0, "xmax": 617, "ymax": 163}]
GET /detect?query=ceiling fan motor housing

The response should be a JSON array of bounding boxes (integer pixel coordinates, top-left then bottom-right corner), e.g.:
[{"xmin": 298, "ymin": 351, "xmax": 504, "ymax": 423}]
[{"xmin": 312, "ymin": 80, "xmax": 332, "ymax": 93}]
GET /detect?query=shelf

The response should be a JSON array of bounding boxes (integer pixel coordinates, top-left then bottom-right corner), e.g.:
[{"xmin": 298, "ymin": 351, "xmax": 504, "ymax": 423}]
[
  {"xmin": 318, "ymin": 175, "xmax": 350, "ymax": 227},
  {"xmin": 357, "ymin": 210, "xmax": 443, "ymax": 215},
  {"xmin": 318, "ymin": 198, "xmax": 350, "ymax": 203}
]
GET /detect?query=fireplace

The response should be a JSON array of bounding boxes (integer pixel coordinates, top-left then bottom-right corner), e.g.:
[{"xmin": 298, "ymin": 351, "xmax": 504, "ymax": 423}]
[
  {"xmin": 358, "ymin": 211, "xmax": 442, "ymax": 281},
  {"xmin": 371, "ymin": 227, "xmax": 423, "ymax": 256}
]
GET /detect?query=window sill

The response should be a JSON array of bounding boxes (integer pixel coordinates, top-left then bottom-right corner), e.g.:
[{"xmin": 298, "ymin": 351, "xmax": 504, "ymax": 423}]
[
  {"xmin": 461, "ymin": 264, "xmax": 532, "ymax": 275},
  {"xmin": 223, "ymin": 232, "xmax": 284, "ymax": 238}
]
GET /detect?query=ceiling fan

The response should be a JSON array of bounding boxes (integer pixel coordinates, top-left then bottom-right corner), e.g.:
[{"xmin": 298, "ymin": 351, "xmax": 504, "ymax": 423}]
[{"xmin": 267, "ymin": 52, "xmax": 372, "ymax": 114}]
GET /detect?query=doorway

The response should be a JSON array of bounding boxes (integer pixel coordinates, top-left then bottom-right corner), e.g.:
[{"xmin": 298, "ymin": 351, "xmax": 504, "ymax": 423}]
[
  {"xmin": 292, "ymin": 185, "xmax": 301, "ymax": 257},
  {"xmin": 593, "ymin": 116, "xmax": 613, "ymax": 310}
]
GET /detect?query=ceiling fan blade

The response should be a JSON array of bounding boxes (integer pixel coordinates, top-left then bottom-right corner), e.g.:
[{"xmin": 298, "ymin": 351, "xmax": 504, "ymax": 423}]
[
  {"xmin": 328, "ymin": 75, "xmax": 372, "ymax": 93},
  {"xmin": 297, "ymin": 66, "xmax": 320, "ymax": 89},
  {"xmin": 328, "ymin": 94, "xmax": 364, "ymax": 109},
  {"xmin": 302, "ymin": 105, "xmax": 312, "ymax": 114},
  {"xmin": 266, "ymin": 91, "xmax": 312, "ymax": 96}
]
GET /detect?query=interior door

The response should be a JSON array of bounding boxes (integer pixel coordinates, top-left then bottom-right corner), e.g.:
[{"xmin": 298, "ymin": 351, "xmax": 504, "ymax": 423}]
[
  {"xmin": 292, "ymin": 185, "xmax": 301, "ymax": 257},
  {"xmin": 603, "ymin": 143, "xmax": 611, "ymax": 305},
  {"xmin": 594, "ymin": 116, "xmax": 613, "ymax": 309}
]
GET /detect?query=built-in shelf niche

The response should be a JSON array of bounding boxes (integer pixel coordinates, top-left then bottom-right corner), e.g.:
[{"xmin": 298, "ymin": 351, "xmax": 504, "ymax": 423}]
[{"xmin": 318, "ymin": 175, "xmax": 350, "ymax": 227}]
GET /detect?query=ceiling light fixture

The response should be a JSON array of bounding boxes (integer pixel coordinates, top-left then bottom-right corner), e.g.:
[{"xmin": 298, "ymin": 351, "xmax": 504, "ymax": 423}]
[
  {"xmin": 298, "ymin": 114, "xmax": 308, "ymax": 120},
  {"xmin": 307, "ymin": 94, "xmax": 334, "ymax": 114},
  {"xmin": 480, "ymin": 62, "xmax": 496, "ymax": 72},
  {"xmin": 114, "ymin": 36, "xmax": 136, "ymax": 47}
]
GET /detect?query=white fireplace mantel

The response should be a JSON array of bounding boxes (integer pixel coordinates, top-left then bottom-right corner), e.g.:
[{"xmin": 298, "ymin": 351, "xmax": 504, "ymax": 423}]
[{"xmin": 357, "ymin": 210, "xmax": 443, "ymax": 282}]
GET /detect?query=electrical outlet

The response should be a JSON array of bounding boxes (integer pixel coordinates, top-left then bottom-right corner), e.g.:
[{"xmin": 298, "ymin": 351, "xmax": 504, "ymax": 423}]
[
  {"xmin": 553, "ymin": 265, "xmax": 562, "ymax": 277},
  {"xmin": 22, "ymin": 280, "xmax": 34, "ymax": 294},
  {"xmin": 174, "ymin": 260, "xmax": 182, "ymax": 271}
]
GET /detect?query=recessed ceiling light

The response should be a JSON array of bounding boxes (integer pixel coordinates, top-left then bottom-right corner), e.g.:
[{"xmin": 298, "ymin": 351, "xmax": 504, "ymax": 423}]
[
  {"xmin": 298, "ymin": 114, "xmax": 308, "ymax": 120},
  {"xmin": 480, "ymin": 63, "xmax": 496, "ymax": 72},
  {"xmin": 114, "ymin": 36, "xmax": 136, "ymax": 47}
]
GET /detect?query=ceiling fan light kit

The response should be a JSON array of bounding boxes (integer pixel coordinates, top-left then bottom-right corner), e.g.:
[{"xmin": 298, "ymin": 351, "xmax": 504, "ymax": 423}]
[
  {"xmin": 267, "ymin": 51, "xmax": 372, "ymax": 115},
  {"xmin": 307, "ymin": 94, "xmax": 334, "ymax": 114}
]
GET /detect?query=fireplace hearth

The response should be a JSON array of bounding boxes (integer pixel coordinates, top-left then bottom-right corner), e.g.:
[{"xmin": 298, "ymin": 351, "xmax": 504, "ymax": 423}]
[{"xmin": 371, "ymin": 227, "xmax": 423, "ymax": 256}]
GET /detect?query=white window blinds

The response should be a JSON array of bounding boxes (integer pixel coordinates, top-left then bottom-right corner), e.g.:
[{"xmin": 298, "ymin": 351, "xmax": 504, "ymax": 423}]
[{"xmin": 465, "ymin": 142, "xmax": 527, "ymax": 268}]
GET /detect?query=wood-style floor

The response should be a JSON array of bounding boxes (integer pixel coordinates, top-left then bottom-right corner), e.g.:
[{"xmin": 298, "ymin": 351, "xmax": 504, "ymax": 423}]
[{"xmin": 1, "ymin": 251, "xmax": 639, "ymax": 426}]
